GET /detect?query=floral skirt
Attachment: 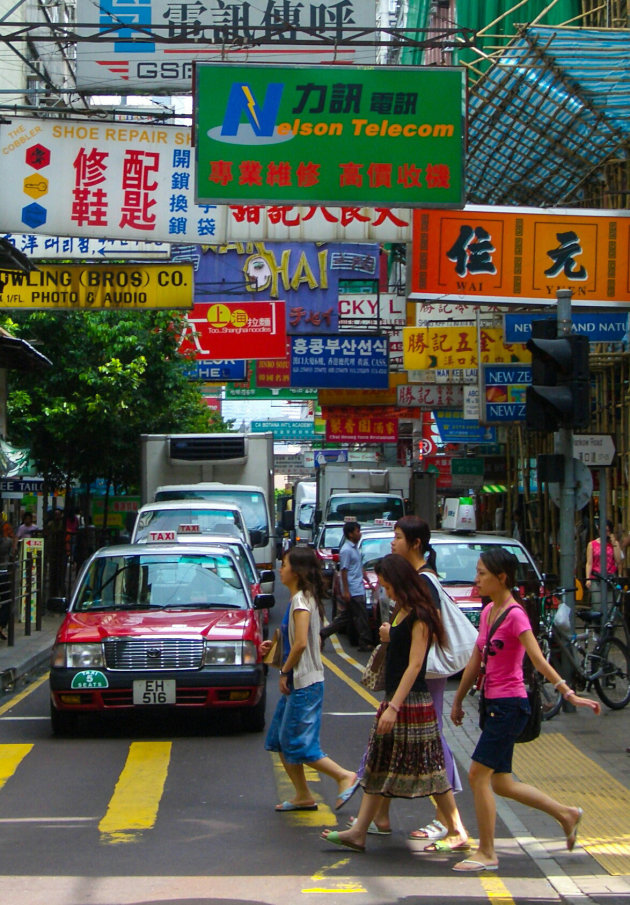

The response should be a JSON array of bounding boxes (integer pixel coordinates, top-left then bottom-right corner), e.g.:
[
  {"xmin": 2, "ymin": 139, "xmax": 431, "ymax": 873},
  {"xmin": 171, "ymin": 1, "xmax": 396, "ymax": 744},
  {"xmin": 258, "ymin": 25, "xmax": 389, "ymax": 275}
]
[{"xmin": 361, "ymin": 691, "xmax": 451, "ymax": 799}]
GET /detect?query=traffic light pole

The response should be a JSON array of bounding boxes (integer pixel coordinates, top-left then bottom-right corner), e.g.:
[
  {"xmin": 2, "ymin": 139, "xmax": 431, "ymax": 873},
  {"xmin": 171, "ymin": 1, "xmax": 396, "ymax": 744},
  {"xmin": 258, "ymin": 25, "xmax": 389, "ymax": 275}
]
[{"xmin": 555, "ymin": 289, "xmax": 577, "ymax": 712}]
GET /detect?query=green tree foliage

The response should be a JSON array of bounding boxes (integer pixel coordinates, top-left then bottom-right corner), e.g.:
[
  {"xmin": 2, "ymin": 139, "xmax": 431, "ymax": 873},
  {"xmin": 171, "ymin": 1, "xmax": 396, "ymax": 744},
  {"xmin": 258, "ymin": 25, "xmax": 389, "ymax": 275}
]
[{"xmin": 3, "ymin": 310, "xmax": 232, "ymax": 495}]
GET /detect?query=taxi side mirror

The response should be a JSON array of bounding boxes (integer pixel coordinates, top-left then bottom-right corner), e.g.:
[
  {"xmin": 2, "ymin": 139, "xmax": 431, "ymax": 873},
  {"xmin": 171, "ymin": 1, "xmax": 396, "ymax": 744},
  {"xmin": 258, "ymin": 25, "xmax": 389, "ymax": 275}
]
[{"xmin": 254, "ymin": 593, "xmax": 275, "ymax": 610}]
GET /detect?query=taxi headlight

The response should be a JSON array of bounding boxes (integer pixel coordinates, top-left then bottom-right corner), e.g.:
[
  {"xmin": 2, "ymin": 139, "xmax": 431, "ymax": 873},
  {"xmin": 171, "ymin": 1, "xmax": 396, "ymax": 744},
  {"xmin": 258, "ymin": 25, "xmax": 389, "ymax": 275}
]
[
  {"xmin": 203, "ymin": 640, "xmax": 257, "ymax": 666},
  {"xmin": 51, "ymin": 643, "xmax": 104, "ymax": 669}
]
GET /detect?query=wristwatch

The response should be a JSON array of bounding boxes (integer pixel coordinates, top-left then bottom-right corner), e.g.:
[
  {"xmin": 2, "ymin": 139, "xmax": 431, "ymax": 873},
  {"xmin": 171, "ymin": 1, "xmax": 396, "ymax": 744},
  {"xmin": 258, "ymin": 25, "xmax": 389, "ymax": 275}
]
[{"xmin": 280, "ymin": 669, "xmax": 289, "ymax": 677}]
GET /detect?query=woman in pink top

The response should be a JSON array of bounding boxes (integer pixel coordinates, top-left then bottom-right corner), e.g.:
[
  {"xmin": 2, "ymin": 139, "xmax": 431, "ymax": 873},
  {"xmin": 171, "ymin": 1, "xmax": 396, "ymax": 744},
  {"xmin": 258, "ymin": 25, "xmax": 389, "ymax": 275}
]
[
  {"xmin": 451, "ymin": 548, "xmax": 600, "ymax": 873},
  {"xmin": 585, "ymin": 520, "xmax": 622, "ymax": 608}
]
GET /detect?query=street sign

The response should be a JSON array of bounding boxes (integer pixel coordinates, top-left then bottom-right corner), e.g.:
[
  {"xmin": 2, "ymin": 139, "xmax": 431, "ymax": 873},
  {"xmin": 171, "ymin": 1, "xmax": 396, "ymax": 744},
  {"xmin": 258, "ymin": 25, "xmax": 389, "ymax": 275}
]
[
  {"xmin": 573, "ymin": 434, "xmax": 616, "ymax": 467},
  {"xmin": 549, "ymin": 459, "xmax": 593, "ymax": 511}
]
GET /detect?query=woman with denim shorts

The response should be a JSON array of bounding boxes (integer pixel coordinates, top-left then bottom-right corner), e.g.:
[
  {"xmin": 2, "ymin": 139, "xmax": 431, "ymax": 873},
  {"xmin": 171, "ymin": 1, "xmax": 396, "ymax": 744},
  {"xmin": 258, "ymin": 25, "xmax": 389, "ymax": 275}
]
[
  {"xmin": 451, "ymin": 548, "xmax": 600, "ymax": 873},
  {"xmin": 261, "ymin": 545, "xmax": 356, "ymax": 812}
]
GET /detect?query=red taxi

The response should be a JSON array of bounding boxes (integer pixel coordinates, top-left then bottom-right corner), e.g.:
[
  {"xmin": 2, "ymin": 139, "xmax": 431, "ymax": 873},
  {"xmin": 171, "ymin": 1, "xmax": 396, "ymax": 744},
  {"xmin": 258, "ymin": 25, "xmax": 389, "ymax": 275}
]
[{"xmin": 49, "ymin": 543, "xmax": 273, "ymax": 735}]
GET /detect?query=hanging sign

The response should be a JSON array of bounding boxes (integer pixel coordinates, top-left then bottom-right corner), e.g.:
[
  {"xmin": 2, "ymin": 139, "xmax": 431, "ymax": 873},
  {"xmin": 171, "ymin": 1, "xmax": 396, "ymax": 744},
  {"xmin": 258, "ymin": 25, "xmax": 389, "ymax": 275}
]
[
  {"xmin": 177, "ymin": 301, "xmax": 287, "ymax": 360},
  {"xmin": 194, "ymin": 64, "xmax": 465, "ymax": 207},
  {"xmin": 403, "ymin": 326, "xmax": 529, "ymax": 371}
]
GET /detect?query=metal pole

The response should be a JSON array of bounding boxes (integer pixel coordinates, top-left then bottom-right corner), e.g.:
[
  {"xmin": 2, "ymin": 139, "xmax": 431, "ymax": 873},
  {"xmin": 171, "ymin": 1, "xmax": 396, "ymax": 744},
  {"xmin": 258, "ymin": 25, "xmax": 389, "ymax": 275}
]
[
  {"xmin": 599, "ymin": 470, "xmax": 608, "ymax": 617},
  {"xmin": 555, "ymin": 289, "xmax": 576, "ymax": 711}
]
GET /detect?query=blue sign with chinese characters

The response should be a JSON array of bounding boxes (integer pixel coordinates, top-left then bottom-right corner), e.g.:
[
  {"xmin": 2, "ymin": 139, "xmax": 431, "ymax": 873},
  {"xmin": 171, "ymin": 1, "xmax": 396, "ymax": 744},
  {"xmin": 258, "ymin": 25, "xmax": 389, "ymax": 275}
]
[
  {"xmin": 184, "ymin": 360, "xmax": 247, "ymax": 381},
  {"xmin": 290, "ymin": 335, "xmax": 389, "ymax": 388},
  {"xmin": 504, "ymin": 313, "xmax": 629, "ymax": 344},
  {"xmin": 193, "ymin": 242, "xmax": 380, "ymax": 335}
]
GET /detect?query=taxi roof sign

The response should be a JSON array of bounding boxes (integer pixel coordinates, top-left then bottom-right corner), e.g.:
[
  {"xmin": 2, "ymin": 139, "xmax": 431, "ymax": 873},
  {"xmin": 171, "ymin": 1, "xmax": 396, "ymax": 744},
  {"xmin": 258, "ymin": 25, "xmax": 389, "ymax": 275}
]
[
  {"xmin": 178, "ymin": 523, "xmax": 201, "ymax": 533},
  {"xmin": 149, "ymin": 530, "xmax": 177, "ymax": 542}
]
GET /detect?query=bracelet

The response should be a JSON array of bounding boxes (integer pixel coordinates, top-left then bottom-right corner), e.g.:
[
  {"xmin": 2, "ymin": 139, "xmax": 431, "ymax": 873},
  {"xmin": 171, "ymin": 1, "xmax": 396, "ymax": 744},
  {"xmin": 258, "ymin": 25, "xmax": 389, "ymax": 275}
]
[
  {"xmin": 562, "ymin": 689, "xmax": 575, "ymax": 699},
  {"xmin": 553, "ymin": 679, "xmax": 568, "ymax": 689},
  {"xmin": 388, "ymin": 702, "xmax": 400, "ymax": 713}
]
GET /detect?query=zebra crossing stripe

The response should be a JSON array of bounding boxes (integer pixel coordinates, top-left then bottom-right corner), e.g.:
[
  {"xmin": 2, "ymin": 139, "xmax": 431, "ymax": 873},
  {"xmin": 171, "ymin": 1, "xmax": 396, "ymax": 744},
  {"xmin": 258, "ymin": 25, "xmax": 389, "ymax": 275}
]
[
  {"xmin": 98, "ymin": 741, "xmax": 171, "ymax": 844},
  {"xmin": 0, "ymin": 744, "xmax": 33, "ymax": 790}
]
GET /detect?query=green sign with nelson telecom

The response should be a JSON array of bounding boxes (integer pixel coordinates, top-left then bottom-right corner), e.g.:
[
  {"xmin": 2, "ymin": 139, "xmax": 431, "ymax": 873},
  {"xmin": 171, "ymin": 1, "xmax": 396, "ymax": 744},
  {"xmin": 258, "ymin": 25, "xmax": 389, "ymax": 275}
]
[{"xmin": 194, "ymin": 64, "xmax": 465, "ymax": 208}]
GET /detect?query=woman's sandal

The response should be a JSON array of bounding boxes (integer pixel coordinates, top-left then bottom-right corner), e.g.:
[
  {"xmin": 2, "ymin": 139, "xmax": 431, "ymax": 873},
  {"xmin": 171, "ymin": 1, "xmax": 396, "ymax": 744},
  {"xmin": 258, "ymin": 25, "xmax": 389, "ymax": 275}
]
[{"xmin": 408, "ymin": 819, "xmax": 448, "ymax": 841}]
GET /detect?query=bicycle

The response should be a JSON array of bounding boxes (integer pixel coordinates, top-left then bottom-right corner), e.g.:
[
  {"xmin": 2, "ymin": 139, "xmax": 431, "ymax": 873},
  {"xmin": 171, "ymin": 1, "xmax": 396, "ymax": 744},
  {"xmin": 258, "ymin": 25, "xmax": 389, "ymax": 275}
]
[{"xmin": 533, "ymin": 572, "xmax": 630, "ymax": 717}]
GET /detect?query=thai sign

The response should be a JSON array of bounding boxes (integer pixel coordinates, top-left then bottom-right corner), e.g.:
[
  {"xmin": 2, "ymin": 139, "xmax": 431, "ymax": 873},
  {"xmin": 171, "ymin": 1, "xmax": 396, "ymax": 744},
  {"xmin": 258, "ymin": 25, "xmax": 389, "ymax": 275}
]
[
  {"xmin": 75, "ymin": 0, "xmax": 376, "ymax": 93},
  {"xmin": 194, "ymin": 64, "xmax": 465, "ymax": 207},
  {"xmin": 0, "ymin": 118, "xmax": 413, "ymax": 243},
  {"xmin": 411, "ymin": 206, "xmax": 630, "ymax": 306},
  {"xmin": 0, "ymin": 264, "xmax": 193, "ymax": 309},
  {"xmin": 402, "ymin": 326, "xmax": 529, "ymax": 371},
  {"xmin": 290, "ymin": 335, "xmax": 389, "ymax": 389},
  {"xmin": 192, "ymin": 242, "xmax": 379, "ymax": 335},
  {"xmin": 177, "ymin": 301, "xmax": 286, "ymax": 360}
]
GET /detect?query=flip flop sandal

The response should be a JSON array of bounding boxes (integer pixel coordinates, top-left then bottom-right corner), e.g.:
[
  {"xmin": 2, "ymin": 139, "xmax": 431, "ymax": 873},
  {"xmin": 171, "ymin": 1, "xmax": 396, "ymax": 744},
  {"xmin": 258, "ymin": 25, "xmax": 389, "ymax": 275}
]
[
  {"xmin": 321, "ymin": 830, "xmax": 365, "ymax": 853},
  {"xmin": 335, "ymin": 776, "xmax": 360, "ymax": 811},
  {"xmin": 566, "ymin": 807, "xmax": 583, "ymax": 851},
  {"xmin": 452, "ymin": 859, "xmax": 499, "ymax": 872},
  {"xmin": 408, "ymin": 819, "xmax": 448, "ymax": 841},
  {"xmin": 275, "ymin": 800, "xmax": 318, "ymax": 812},
  {"xmin": 423, "ymin": 839, "xmax": 471, "ymax": 853}
]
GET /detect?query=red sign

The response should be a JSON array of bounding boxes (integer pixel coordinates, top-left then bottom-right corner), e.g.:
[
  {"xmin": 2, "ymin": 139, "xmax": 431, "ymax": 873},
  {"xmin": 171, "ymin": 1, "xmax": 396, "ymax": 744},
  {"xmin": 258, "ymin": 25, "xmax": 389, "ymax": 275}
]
[
  {"xmin": 178, "ymin": 302, "xmax": 287, "ymax": 360},
  {"xmin": 323, "ymin": 407, "xmax": 399, "ymax": 444}
]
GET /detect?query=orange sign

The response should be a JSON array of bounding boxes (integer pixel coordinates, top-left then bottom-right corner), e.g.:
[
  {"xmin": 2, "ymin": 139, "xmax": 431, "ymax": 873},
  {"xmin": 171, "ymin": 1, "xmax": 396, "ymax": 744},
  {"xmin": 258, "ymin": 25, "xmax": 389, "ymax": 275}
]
[
  {"xmin": 411, "ymin": 206, "xmax": 630, "ymax": 305},
  {"xmin": 403, "ymin": 326, "xmax": 530, "ymax": 370}
]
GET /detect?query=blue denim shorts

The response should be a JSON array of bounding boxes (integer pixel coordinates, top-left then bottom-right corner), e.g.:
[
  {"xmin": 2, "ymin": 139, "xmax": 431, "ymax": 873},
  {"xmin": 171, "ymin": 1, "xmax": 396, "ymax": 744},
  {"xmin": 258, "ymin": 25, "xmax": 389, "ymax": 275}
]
[
  {"xmin": 264, "ymin": 681, "xmax": 326, "ymax": 764},
  {"xmin": 473, "ymin": 696, "xmax": 530, "ymax": 774}
]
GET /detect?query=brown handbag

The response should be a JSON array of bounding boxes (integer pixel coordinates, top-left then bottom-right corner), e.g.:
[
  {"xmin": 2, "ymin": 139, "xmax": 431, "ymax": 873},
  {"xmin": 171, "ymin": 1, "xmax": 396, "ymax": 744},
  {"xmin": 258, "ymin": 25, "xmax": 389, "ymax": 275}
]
[
  {"xmin": 263, "ymin": 627, "xmax": 283, "ymax": 669},
  {"xmin": 361, "ymin": 643, "xmax": 387, "ymax": 692}
]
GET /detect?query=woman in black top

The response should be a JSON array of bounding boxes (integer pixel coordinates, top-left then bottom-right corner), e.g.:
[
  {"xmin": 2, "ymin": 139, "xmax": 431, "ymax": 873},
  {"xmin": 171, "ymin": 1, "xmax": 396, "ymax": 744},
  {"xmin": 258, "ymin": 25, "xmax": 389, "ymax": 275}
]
[{"xmin": 321, "ymin": 554, "xmax": 455, "ymax": 854}]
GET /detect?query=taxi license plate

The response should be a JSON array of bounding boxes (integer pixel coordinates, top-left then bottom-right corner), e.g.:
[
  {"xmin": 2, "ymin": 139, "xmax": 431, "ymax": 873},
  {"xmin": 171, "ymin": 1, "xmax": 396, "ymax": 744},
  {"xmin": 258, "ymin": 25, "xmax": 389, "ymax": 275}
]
[{"xmin": 133, "ymin": 679, "xmax": 176, "ymax": 705}]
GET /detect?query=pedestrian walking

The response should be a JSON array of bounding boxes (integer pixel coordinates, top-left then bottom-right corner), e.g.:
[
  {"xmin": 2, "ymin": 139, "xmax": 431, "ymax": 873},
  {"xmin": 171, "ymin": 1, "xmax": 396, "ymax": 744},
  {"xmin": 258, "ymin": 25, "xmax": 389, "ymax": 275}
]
[
  {"xmin": 261, "ymin": 545, "xmax": 356, "ymax": 812},
  {"xmin": 320, "ymin": 521, "xmax": 373, "ymax": 651},
  {"xmin": 321, "ymin": 553, "xmax": 455, "ymax": 854},
  {"xmin": 348, "ymin": 516, "xmax": 469, "ymax": 849},
  {"xmin": 450, "ymin": 547, "xmax": 601, "ymax": 873}
]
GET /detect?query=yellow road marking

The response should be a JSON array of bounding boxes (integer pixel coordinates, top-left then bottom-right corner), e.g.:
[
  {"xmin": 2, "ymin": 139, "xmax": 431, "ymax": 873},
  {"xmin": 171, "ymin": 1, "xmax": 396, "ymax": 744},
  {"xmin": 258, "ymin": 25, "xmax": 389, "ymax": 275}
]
[
  {"xmin": 0, "ymin": 744, "xmax": 33, "ymax": 789},
  {"xmin": 513, "ymin": 732, "xmax": 630, "ymax": 875},
  {"xmin": 98, "ymin": 741, "xmax": 171, "ymax": 844},
  {"xmin": 270, "ymin": 753, "xmax": 336, "ymax": 827},
  {"xmin": 303, "ymin": 859, "xmax": 367, "ymax": 894},
  {"xmin": 321, "ymin": 655, "xmax": 379, "ymax": 710},
  {"xmin": 481, "ymin": 875, "xmax": 516, "ymax": 904},
  {"xmin": 0, "ymin": 673, "xmax": 49, "ymax": 716}
]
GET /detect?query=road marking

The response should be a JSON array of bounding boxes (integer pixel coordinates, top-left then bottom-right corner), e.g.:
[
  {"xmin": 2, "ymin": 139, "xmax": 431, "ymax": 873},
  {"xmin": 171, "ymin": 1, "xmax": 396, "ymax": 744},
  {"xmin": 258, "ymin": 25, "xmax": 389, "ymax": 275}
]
[
  {"xmin": 321, "ymin": 655, "xmax": 379, "ymax": 709},
  {"xmin": 302, "ymin": 859, "xmax": 366, "ymax": 895},
  {"xmin": 0, "ymin": 672, "xmax": 49, "ymax": 716},
  {"xmin": 513, "ymin": 732, "xmax": 630, "ymax": 876},
  {"xmin": 0, "ymin": 716, "xmax": 49, "ymax": 720},
  {"xmin": 98, "ymin": 741, "xmax": 171, "ymax": 844},
  {"xmin": 481, "ymin": 875, "xmax": 517, "ymax": 904},
  {"xmin": 0, "ymin": 744, "xmax": 33, "ymax": 789},
  {"xmin": 270, "ymin": 753, "xmax": 337, "ymax": 828},
  {"xmin": 0, "ymin": 816, "xmax": 95, "ymax": 823}
]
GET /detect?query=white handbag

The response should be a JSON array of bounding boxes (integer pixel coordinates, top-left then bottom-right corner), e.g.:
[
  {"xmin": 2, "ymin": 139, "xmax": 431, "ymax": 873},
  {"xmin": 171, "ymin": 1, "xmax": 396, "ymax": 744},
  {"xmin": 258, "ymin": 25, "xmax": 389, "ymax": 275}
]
[{"xmin": 420, "ymin": 571, "xmax": 479, "ymax": 678}]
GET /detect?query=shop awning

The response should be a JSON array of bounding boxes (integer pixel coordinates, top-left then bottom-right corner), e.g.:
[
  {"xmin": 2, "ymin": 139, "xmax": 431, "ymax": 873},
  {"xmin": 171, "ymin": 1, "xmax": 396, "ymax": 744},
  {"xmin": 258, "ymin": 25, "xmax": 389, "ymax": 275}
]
[
  {"xmin": 481, "ymin": 484, "xmax": 507, "ymax": 494},
  {"xmin": 0, "ymin": 328, "xmax": 51, "ymax": 371},
  {"xmin": 467, "ymin": 27, "xmax": 630, "ymax": 206}
]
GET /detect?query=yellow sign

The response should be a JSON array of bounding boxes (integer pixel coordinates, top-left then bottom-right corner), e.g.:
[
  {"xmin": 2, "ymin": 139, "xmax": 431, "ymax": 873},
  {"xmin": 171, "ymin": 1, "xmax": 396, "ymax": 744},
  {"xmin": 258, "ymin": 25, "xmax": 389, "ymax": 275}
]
[
  {"xmin": 0, "ymin": 264, "xmax": 194, "ymax": 309},
  {"xmin": 403, "ymin": 326, "xmax": 530, "ymax": 370},
  {"xmin": 319, "ymin": 373, "xmax": 407, "ymax": 407}
]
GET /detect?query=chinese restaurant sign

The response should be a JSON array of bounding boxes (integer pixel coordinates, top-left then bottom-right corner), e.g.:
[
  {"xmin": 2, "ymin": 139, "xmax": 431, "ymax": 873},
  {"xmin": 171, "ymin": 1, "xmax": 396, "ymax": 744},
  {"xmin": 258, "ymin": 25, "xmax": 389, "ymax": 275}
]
[
  {"xmin": 323, "ymin": 408, "xmax": 399, "ymax": 444},
  {"xmin": 0, "ymin": 264, "xmax": 193, "ymax": 309},
  {"xmin": 177, "ymin": 301, "xmax": 286, "ymax": 360},
  {"xmin": 193, "ymin": 242, "xmax": 379, "ymax": 335},
  {"xmin": 0, "ymin": 118, "xmax": 412, "ymax": 244},
  {"xmin": 290, "ymin": 335, "xmax": 389, "ymax": 389},
  {"xmin": 396, "ymin": 384, "xmax": 464, "ymax": 409},
  {"xmin": 411, "ymin": 206, "xmax": 630, "ymax": 306},
  {"xmin": 224, "ymin": 360, "xmax": 317, "ymax": 400},
  {"xmin": 480, "ymin": 365, "xmax": 532, "ymax": 424},
  {"xmin": 402, "ymin": 326, "xmax": 529, "ymax": 371},
  {"xmin": 75, "ymin": 0, "xmax": 376, "ymax": 93},
  {"xmin": 194, "ymin": 65, "xmax": 465, "ymax": 207}
]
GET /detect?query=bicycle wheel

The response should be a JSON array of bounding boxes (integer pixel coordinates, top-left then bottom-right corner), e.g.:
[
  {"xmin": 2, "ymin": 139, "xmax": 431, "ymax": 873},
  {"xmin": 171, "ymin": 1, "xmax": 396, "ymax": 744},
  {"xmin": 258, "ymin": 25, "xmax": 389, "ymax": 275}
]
[
  {"xmin": 593, "ymin": 637, "xmax": 630, "ymax": 709},
  {"xmin": 538, "ymin": 636, "xmax": 562, "ymax": 720}
]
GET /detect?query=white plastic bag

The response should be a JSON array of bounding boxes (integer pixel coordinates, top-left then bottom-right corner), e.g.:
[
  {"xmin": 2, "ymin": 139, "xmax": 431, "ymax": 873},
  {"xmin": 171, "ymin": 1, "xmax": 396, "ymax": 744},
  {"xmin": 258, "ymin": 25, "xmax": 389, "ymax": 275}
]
[{"xmin": 553, "ymin": 601, "xmax": 572, "ymax": 636}]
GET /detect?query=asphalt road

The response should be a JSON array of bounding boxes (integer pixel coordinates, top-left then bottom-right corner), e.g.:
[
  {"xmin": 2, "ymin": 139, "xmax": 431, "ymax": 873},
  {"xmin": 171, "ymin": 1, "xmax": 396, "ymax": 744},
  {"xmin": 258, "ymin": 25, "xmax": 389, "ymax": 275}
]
[{"xmin": 0, "ymin": 578, "xmax": 597, "ymax": 905}]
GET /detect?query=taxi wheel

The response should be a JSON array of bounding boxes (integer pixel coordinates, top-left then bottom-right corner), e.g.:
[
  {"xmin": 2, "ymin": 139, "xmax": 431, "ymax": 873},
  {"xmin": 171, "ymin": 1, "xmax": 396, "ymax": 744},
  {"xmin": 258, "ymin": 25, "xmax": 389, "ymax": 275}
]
[
  {"xmin": 241, "ymin": 686, "xmax": 266, "ymax": 733},
  {"xmin": 50, "ymin": 702, "xmax": 78, "ymax": 737}
]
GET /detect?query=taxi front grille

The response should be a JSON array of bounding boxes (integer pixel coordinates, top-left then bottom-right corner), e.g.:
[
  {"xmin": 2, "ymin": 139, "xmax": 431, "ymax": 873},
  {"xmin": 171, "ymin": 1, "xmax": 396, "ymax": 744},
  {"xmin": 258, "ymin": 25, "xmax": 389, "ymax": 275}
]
[{"xmin": 103, "ymin": 638, "xmax": 204, "ymax": 671}]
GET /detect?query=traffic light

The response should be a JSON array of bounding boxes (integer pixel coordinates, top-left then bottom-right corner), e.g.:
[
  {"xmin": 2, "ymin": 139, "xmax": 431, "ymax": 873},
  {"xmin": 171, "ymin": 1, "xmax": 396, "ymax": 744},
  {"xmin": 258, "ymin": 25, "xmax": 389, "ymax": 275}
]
[{"xmin": 525, "ymin": 319, "xmax": 590, "ymax": 431}]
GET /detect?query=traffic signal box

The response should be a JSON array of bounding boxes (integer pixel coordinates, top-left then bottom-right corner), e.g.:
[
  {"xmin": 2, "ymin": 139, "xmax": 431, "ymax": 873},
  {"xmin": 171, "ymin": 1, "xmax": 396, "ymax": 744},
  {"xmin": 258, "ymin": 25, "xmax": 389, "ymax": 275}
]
[{"xmin": 525, "ymin": 319, "xmax": 590, "ymax": 432}]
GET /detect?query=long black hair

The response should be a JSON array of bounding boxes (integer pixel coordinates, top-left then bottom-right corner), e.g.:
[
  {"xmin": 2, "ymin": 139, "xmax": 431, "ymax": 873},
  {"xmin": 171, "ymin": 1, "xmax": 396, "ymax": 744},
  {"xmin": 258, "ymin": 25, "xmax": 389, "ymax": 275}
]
[
  {"xmin": 394, "ymin": 515, "xmax": 437, "ymax": 571},
  {"xmin": 285, "ymin": 545, "xmax": 325, "ymax": 618},
  {"xmin": 375, "ymin": 553, "xmax": 445, "ymax": 648}
]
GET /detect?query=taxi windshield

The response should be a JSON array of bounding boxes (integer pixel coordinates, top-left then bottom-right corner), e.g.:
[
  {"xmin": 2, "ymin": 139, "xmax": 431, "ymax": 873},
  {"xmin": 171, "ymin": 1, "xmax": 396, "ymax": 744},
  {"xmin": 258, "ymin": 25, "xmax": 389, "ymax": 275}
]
[
  {"xmin": 134, "ymin": 508, "xmax": 245, "ymax": 542},
  {"xmin": 73, "ymin": 553, "xmax": 248, "ymax": 611}
]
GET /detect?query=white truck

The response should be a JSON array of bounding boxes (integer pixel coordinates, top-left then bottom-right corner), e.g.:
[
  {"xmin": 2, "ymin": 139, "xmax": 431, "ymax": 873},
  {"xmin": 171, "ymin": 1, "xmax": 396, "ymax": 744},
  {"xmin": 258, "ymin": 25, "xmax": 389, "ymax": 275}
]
[
  {"xmin": 314, "ymin": 464, "xmax": 411, "ymax": 528},
  {"xmin": 140, "ymin": 433, "xmax": 277, "ymax": 570},
  {"xmin": 293, "ymin": 480, "xmax": 316, "ymax": 544}
]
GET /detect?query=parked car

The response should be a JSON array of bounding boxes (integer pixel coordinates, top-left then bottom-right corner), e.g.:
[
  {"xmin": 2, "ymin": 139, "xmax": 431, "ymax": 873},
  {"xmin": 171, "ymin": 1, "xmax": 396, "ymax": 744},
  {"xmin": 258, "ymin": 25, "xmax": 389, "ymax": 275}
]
[
  {"xmin": 354, "ymin": 527, "xmax": 543, "ymax": 629},
  {"xmin": 49, "ymin": 543, "xmax": 274, "ymax": 735},
  {"xmin": 313, "ymin": 521, "xmax": 345, "ymax": 596}
]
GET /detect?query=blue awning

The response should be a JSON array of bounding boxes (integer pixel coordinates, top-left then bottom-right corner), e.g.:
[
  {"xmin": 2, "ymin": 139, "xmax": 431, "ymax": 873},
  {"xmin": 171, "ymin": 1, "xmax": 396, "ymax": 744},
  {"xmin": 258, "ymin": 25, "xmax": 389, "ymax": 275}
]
[{"xmin": 467, "ymin": 27, "xmax": 630, "ymax": 207}]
